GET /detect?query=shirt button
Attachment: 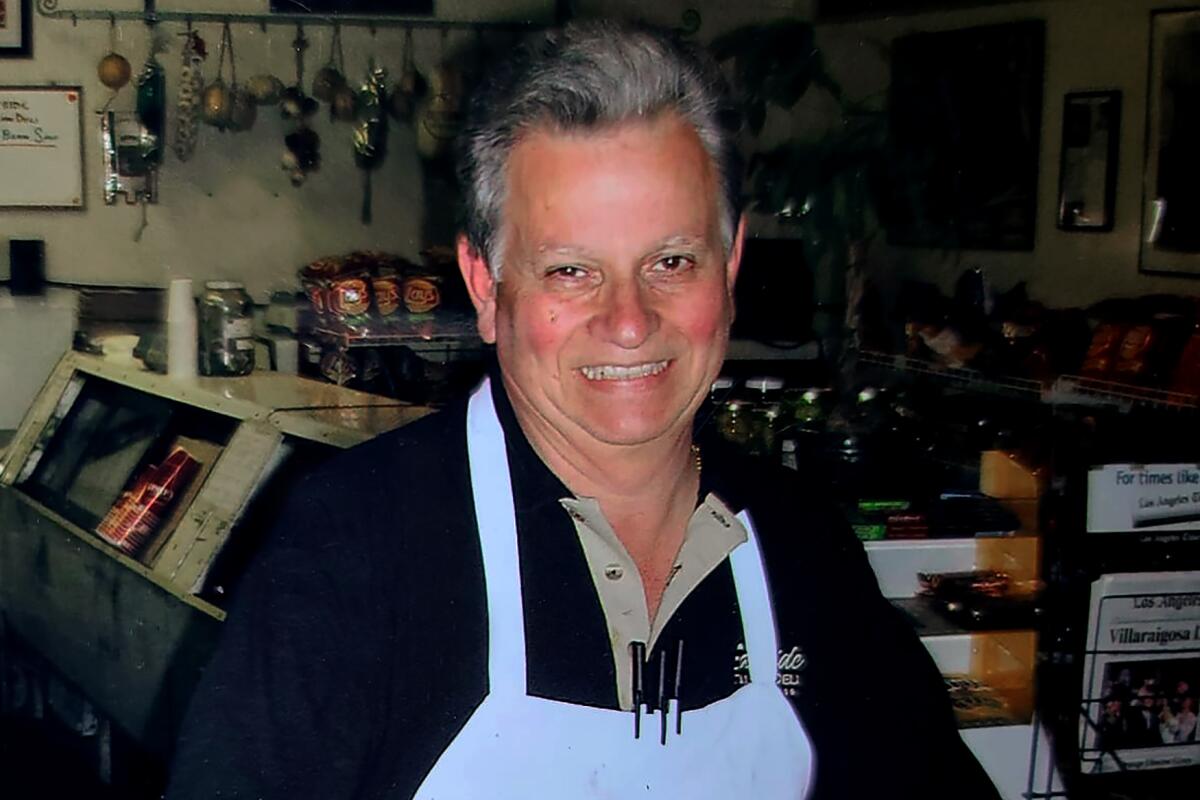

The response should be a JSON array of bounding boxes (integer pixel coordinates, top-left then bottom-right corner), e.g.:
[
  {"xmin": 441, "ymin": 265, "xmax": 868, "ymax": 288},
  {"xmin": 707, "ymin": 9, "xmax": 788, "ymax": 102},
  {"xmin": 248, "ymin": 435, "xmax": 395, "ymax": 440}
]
[{"xmin": 604, "ymin": 564, "xmax": 624, "ymax": 581}]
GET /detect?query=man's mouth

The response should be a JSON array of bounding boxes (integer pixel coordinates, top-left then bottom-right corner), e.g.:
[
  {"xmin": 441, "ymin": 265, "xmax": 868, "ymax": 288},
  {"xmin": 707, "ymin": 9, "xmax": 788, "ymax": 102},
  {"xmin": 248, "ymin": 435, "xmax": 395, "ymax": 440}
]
[{"xmin": 578, "ymin": 360, "xmax": 670, "ymax": 381}]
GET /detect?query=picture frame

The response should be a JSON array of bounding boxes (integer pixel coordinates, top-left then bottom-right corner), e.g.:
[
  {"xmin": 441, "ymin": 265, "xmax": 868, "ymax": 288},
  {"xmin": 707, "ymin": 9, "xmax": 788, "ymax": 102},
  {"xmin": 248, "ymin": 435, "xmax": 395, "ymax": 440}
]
[
  {"xmin": 885, "ymin": 20, "xmax": 1045, "ymax": 250},
  {"xmin": 1140, "ymin": 8, "xmax": 1200, "ymax": 276},
  {"xmin": 0, "ymin": 0, "xmax": 32, "ymax": 59},
  {"xmin": 1057, "ymin": 91, "xmax": 1120, "ymax": 232}
]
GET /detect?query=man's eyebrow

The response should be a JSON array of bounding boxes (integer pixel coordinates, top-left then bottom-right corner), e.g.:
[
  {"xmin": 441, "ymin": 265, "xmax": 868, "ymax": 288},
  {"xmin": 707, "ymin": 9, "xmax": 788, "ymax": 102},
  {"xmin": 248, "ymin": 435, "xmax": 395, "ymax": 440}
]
[
  {"xmin": 641, "ymin": 235, "xmax": 711, "ymax": 260},
  {"xmin": 648, "ymin": 235, "xmax": 707, "ymax": 251},
  {"xmin": 531, "ymin": 235, "xmax": 711, "ymax": 261}
]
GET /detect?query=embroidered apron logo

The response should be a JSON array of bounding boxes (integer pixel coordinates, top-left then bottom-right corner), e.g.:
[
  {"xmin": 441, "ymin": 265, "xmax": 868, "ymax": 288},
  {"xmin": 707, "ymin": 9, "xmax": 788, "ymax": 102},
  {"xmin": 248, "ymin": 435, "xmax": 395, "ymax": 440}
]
[{"xmin": 734, "ymin": 644, "xmax": 807, "ymax": 695}]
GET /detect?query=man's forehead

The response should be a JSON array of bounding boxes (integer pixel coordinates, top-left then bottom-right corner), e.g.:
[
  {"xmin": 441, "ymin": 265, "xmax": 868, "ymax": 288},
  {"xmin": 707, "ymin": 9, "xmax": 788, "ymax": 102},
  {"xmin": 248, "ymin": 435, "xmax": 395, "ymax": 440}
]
[
  {"xmin": 503, "ymin": 115, "xmax": 719, "ymax": 212},
  {"xmin": 507, "ymin": 112, "xmax": 712, "ymax": 172}
]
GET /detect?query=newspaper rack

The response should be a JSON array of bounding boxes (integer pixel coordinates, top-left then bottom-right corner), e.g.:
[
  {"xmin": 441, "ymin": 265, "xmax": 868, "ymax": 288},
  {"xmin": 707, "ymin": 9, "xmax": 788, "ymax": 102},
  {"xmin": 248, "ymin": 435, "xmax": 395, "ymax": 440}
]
[{"xmin": 1023, "ymin": 571, "xmax": 1200, "ymax": 799}]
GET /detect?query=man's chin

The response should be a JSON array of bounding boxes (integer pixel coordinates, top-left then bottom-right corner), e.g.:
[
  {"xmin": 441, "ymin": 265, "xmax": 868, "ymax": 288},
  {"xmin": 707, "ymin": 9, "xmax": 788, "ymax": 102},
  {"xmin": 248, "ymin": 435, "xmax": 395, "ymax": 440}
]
[{"xmin": 573, "ymin": 412, "xmax": 684, "ymax": 449}]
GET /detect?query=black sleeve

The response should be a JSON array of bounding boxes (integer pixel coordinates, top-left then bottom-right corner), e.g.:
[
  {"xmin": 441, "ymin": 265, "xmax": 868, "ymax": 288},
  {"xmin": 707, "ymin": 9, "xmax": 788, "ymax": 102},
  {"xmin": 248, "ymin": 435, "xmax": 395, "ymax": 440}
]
[
  {"xmin": 785, "ymin": 494, "xmax": 1002, "ymax": 800},
  {"xmin": 165, "ymin": 479, "xmax": 384, "ymax": 800}
]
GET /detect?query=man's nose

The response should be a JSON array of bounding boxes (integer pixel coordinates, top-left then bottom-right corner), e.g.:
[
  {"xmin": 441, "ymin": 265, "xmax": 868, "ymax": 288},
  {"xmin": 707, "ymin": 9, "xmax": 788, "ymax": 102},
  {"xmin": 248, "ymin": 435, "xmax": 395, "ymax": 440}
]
[{"xmin": 590, "ymin": 278, "xmax": 660, "ymax": 348}]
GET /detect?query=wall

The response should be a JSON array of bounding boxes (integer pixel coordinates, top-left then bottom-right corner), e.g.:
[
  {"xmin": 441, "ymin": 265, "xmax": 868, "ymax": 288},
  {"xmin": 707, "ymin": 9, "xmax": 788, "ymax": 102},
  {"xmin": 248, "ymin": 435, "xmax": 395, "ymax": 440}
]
[
  {"xmin": 0, "ymin": 0, "xmax": 802, "ymax": 301},
  {"xmin": 813, "ymin": 0, "xmax": 1200, "ymax": 307},
  {"xmin": 0, "ymin": 0, "xmax": 553, "ymax": 301}
]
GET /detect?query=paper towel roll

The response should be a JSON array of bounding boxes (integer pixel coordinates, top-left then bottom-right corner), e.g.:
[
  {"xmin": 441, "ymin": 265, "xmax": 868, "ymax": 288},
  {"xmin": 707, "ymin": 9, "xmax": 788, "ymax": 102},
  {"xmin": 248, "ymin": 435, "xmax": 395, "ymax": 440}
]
[{"xmin": 166, "ymin": 278, "xmax": 198, "ymax": 380}]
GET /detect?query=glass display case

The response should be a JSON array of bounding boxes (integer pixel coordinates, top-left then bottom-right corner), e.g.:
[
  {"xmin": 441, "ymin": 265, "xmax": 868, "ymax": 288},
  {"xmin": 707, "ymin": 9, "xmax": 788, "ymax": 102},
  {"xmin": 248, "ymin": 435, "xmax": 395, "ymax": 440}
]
[{"xmin": 0, "ymin": 349, "xmax": 432, "ymax": 758}]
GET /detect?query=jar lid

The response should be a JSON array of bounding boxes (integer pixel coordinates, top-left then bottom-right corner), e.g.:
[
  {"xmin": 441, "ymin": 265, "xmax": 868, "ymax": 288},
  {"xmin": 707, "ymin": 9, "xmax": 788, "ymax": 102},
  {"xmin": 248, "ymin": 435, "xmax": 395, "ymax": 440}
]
[
  {"xmin": 206, "ymin": 280, "xmax": 245, "ymax": 290},
  {"xmin": 745, "ymin": 377, "xmax": 785, "ymax": 393},
  {"xmin": 710, "ymin": 377, "xmax": 735, "ymax": 392}
]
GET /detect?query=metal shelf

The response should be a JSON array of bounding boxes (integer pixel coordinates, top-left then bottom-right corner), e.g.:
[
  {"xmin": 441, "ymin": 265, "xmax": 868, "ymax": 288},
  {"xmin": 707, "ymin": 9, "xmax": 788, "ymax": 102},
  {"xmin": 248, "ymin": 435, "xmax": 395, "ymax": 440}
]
[
  {"xmin": 859, "ymin": 350, "xmax": 1046, "ymax": 400},
  {"xmin": 310, "ymin": 311, "xmax": 482, "ymax": 349},
  {"xmin": 36, "ymin": 0, "xmax": 541, "ymax": 31},
  {"xmin": 859, "ymin": 350, "xmax": 1200, "ymax": 415},
  {"xmin": 1048, "ymin": 374, "xmax": 1199, "ymax": 413}
]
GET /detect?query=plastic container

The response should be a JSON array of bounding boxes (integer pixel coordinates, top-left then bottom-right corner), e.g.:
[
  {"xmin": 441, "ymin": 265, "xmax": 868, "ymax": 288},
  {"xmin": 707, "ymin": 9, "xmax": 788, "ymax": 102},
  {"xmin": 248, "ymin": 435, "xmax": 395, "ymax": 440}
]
[
  {"xmin": 198, "ymin": 280, "xmax": 255, "ymax": 376},
  {"xmin": 166, "ymin": 277, "xmax": 198, "ymax": 380}
]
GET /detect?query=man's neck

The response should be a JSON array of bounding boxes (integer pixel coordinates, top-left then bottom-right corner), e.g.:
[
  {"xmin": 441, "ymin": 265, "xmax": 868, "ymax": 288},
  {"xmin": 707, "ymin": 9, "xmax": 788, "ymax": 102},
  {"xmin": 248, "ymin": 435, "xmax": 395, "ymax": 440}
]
[{"xmin": 501, "ymin": 380, "xmax": 698, "ymax": 537}]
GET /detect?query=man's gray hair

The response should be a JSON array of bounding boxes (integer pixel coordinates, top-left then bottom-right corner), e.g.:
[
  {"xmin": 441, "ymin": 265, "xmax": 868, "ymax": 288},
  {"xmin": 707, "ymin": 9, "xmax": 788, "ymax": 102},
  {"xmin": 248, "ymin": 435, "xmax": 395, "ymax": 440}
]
[{"xmin": 457, "ymin": 20, "xmax": 742, "ymax": 278}]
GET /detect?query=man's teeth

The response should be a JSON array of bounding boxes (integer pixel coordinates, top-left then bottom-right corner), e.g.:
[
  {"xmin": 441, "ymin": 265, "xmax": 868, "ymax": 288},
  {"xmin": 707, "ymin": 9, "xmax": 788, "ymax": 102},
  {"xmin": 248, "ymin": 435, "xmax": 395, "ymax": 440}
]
[{"xmin": 580, "ymin": 361, "xmax": 669, "ymax": 381}]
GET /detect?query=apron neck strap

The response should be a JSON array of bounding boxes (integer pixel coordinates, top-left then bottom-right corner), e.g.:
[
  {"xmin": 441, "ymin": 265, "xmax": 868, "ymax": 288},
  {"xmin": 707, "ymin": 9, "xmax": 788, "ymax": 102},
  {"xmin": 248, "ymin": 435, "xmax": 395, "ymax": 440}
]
[
  {"xmin": 467, "ymin": 378, "xmax": 530, "ymax": 694},
  {"xmin": 730, "ymin": 511, "xmax": 782, "ymax": 684}
]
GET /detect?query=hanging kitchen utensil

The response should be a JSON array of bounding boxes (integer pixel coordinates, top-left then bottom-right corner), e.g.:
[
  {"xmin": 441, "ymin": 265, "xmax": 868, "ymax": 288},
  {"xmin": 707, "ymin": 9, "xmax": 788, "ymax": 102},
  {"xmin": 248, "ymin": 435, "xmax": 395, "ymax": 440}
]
[
  {"xmin": 202, "ymin": 22, "xmax": 234, "ymax": 130},
  {"xmin": 387, "ymin": 26, "xmax": 424, "ymax": 123},
  {"xmin": 247, "ymin": 74, "xmax": 284, "ymax": 105},
  {"xmin": 135, "ymin": 29, "xmax": 169, "ymax": 165},
  {"xmin": 354, "ymin": 63, "xmax": 389, "ymax": 224},
  {"xmin": 280, "ymin": 24, "xmax": 318, "ymax": 121},
  {"xmin": 416, "ymin": 64, "xmax": 463, "ymax": 161},
  {"xmin": 330, "ymin": 84, "xmax": 358, "ymax": 122},
  {"xmin": 174, "ymin": 23, "xmax": 206, "ymax": 161},
  {"xmin": 225, "ymin": 26, "xmax": 257, "ymax": 133},
  {"xmin": 98, "ymin": 17, "xmax": 132, "ymax": 97},
  {"xmin": 246, "ymin": 27, "xmax": 284, "ymax": 105},
  {"xmin": 312, "ymin": 23, "xmax": 347, "ymax": 103},
  {"xmin": 328, "ymin": 26, "xmax": 357, "ymax": 124},
  {"xmin": 416, "ymin": 30, "xmax": 462, "ymax": 161},
  {"xmin": 328, "ymin": 25, "xmax": 357, "ymax": 124},
  {"xmin": 281, "ymin": 25, "xmax": 320, "ymax": 186}
]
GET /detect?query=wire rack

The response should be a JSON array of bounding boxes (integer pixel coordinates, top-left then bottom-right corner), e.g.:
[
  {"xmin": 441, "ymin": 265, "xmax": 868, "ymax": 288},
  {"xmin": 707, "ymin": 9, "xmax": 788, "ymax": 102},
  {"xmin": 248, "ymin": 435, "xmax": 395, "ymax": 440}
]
[{"xmin": 858, "ymin": 350, "xmax": 1200, "ymax": 415}]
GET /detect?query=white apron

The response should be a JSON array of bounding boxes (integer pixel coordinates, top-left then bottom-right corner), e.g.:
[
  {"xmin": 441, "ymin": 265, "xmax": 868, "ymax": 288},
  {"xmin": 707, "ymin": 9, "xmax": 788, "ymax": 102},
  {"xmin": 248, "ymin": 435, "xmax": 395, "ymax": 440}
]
[{"xmin": 412, "ymin": 379, "xmax": 815, "ymax": 799}]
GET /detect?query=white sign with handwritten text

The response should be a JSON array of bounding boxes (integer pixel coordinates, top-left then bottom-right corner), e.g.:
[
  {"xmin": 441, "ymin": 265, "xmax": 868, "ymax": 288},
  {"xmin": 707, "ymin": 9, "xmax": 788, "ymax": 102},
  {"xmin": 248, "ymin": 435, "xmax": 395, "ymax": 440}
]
[{"xmin": 0, "ymin": 87, "xmax": 84, "ymax": 208}]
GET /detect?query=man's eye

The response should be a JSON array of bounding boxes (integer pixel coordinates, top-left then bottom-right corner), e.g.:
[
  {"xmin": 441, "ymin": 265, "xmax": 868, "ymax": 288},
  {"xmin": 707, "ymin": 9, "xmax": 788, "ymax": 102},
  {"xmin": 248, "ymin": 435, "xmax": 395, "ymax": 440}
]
[
  {"xmin": 546, "ymin": 265, "xmax": 590, "ymax": 280},
  {"xmin": 652, "ymin": 255, "xmax": 695, "ymax": 273}
]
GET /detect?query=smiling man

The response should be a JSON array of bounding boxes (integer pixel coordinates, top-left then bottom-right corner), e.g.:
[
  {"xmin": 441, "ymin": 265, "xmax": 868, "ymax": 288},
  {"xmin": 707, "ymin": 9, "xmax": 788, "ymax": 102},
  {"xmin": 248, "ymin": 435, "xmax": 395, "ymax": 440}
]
[{"xmin": 167, "ymin": 22, "xmax": 998, "ymax": 800}]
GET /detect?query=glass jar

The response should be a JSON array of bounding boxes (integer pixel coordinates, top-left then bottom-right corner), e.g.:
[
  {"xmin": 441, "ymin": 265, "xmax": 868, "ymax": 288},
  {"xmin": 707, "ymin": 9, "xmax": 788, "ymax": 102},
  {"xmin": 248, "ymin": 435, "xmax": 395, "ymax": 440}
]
[
  {"xmin": 716, "ymin": 399, "xmax": 753, "ymax": 449},
  {"xmin": 198, "ymin": 280, "xmax": 255, "ymax": 376},
  {"xmin": 744, "ymin": 377, "xmax": 784, "ymax": 405},
  {"xmin": 786, "ymin": 387, "xmax": 830, "ymax": 429},
  {"xmin": 744, "ymin": 377, "xmax": 785, "ymax": 457}
]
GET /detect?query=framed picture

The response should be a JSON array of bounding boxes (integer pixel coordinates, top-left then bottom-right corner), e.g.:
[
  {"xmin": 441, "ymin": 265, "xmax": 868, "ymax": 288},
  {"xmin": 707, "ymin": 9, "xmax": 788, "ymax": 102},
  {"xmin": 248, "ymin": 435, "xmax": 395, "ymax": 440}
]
[
  {"xmin": 885, "ymin": 20, "xmax": 1045, "ymax": 250},
  {"xmin": 1057, "ymin": 91, "xmax": 1120, "ymax": 232},
  {"xmin": 0, "ymin": 0, "xmax": 32, "ymax": 58},
  {"xmin": 1141, "ymin": 9, "xmax": 1200, "ymax": 276}
]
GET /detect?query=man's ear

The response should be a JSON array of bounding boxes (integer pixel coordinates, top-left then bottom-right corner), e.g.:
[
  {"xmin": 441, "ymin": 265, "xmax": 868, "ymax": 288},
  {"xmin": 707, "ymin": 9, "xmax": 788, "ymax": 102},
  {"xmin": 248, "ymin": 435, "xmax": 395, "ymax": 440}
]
[
  {"xmin": 457, "ymin": 234, "xmax": 498, "ymax": 344},
  {"xmin": 725, "ymin": 215, "xmax": 746, "ymax": 296}
]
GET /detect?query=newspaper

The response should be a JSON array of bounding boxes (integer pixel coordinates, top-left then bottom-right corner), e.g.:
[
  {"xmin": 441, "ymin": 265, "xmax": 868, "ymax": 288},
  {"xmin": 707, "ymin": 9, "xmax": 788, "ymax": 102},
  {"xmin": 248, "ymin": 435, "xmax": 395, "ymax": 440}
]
[{"xmin": 1080, "ymin": 571, "xmax": 1200, "ymax": 774}]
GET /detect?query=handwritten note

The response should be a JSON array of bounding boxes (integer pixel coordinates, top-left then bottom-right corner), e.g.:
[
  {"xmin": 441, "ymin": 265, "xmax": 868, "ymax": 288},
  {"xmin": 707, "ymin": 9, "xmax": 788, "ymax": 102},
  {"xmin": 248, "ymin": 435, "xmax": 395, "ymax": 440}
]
[
  {"xmin": 0, "ymin": 87, "xmax": 84, "ymax": 208},
  {"xmin": 1, "ymin": 97, "xmax": 62, "ymax": 147}
]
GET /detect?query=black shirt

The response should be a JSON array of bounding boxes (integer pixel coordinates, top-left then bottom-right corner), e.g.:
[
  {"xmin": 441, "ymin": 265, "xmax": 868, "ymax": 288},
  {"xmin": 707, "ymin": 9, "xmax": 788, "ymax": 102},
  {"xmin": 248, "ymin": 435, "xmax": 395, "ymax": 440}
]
[{"xmin": 166, "ymin": 377, "xmax": 999, "ymax": 799}]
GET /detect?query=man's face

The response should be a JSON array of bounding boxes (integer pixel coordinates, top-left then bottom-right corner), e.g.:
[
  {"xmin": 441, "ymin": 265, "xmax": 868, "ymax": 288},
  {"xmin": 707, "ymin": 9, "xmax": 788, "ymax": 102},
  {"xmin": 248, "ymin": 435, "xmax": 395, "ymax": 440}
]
[{"xmin": 460, "ymin": 113, "xmax": 741, "ymax": 450}]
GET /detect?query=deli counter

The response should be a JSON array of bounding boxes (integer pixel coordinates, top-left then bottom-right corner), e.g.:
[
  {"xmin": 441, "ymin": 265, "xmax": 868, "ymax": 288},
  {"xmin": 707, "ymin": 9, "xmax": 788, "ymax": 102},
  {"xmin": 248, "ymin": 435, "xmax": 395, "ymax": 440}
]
[{"xmin": 0, "ymin": 347, "xmax": 433, "ymax": 758}]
